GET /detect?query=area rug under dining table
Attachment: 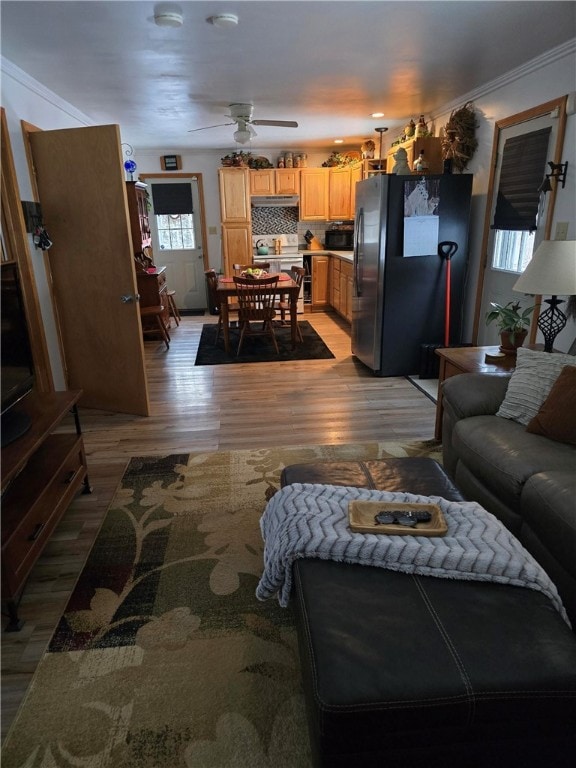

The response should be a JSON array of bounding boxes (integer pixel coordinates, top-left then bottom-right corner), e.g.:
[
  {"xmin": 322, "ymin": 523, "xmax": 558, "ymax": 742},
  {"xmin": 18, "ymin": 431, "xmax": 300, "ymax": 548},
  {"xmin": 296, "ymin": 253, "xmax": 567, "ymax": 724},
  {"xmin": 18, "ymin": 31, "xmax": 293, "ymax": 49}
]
[
  {"xmin": 2, "ymin": 440, "xmax": 442, "ymax": 768},
  {"xmin": 194, "ymin": 321, "xmax": 335, "ymax": 365}
]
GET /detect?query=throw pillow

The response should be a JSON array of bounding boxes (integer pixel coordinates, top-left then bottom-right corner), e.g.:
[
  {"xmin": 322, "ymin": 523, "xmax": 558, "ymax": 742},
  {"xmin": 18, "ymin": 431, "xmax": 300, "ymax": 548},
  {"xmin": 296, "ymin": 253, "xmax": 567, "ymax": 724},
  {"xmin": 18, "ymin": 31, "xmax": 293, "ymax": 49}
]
[
  {"xmin": 526, "ymin": 365, "xmax": 576, "ymax": 444},
  {"xmin": 496, "ymin": 347, "xmax": 576, "ymax": 426}
]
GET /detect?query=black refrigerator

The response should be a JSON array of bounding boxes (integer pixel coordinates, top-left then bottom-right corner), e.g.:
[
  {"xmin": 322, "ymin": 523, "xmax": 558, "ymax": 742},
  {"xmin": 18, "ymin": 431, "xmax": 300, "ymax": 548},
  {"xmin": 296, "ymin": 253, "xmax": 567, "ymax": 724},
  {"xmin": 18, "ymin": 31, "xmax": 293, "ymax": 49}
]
[{"xmin": 351, "ymin": 173, "xmax": 473, "ymax": 376}]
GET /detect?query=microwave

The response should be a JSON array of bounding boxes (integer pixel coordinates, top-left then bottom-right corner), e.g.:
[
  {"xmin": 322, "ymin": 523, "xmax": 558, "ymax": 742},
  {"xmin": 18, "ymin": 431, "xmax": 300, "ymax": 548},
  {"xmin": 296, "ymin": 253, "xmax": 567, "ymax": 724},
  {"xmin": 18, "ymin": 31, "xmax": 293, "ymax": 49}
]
[{"xmin": 325, "ymin": 228, "xmax": 354, "ymax": 251}]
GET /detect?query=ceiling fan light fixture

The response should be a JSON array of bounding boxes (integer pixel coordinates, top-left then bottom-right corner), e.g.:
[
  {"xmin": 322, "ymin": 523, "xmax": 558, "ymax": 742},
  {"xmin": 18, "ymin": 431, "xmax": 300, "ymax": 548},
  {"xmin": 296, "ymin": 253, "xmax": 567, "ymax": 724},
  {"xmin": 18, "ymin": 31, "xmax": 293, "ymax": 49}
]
[
  {"xmin": 209, "ymin": 13, "xmax": 239, "ymax": 29},
  {"xmin": 233, "ymin": 128, "xmax": 252, "ymax": 144},
  {"xmin": 154, "ymin": 3, "xmax": 184, "ymax": 27}
]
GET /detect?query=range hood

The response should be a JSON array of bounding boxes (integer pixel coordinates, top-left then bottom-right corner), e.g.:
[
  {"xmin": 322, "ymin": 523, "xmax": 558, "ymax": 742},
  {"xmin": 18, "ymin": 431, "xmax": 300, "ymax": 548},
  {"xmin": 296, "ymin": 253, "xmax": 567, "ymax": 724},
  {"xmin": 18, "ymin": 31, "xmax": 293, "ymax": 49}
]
[{"xmin": 251, "ymin": 195, "xmax": 299, "ymax": 207}]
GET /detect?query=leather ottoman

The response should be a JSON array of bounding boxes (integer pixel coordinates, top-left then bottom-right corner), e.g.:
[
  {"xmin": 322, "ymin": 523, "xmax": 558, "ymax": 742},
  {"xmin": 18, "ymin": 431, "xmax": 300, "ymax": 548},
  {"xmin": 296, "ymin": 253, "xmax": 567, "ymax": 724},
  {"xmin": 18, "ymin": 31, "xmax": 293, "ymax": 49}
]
[{"xmin": 280, "ymin": 458, "xmax": 576, "ymax": 768}]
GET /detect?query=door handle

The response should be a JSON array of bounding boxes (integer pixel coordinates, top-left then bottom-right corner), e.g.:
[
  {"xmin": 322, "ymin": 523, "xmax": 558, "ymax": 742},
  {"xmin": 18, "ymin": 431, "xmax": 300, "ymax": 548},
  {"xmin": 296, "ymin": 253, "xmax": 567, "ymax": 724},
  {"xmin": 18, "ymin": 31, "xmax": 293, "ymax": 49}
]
[{"xmin": 121, "ymin": 294, "xmax": 140, "ymax": 303}]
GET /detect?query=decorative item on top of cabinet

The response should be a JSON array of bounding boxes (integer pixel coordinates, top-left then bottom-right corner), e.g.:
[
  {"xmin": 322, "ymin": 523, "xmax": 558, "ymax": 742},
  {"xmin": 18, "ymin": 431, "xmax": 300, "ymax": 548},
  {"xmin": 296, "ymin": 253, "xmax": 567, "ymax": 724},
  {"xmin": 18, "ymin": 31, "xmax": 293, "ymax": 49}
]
[
  {"xmin": 125, "ymin": 181, "xmax": 151, "ymax": 255},
  {"xmin": 386, "ymin": 136, "xmax": 443, "ymax": 175},
  {"xmin": 441, "ymin": 101, "xmax": 478, "ymax": 173}
]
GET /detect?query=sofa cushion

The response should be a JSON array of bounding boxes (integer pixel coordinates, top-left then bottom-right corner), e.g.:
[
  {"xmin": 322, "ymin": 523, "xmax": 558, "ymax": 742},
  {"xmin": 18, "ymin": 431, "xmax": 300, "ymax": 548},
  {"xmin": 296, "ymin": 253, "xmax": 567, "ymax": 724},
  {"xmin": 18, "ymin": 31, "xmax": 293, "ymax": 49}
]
[
  {"xmin": 526, "ymin": 365, "xmax": 576, "ymax": 444},
  {"xmin": 452, "ymin": 415, "xmax": 576, "ymax": 511},
  {"xmin": 496, "ymin": 348, "xmax": 575, "ymax": 426}
]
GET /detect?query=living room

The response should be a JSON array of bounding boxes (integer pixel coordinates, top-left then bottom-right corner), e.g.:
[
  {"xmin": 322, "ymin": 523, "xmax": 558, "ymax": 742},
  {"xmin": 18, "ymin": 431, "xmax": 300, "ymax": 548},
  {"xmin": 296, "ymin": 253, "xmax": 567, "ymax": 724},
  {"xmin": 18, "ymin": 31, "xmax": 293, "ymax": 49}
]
[{"xmin": 1, "ymin": 2, "xmax": 576, "ymax": 765}]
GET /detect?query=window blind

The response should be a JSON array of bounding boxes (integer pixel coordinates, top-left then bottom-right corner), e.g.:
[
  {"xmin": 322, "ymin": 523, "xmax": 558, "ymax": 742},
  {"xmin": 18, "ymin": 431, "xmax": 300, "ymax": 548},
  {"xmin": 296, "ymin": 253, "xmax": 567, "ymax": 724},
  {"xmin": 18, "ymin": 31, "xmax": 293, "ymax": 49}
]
[
  {"xmin": 492, "ymin": 127, "xmax": 551, "ymax": 232},
  {"xmin": 151, "ymin": 183, "xmax": 193, "ymax": 215}
]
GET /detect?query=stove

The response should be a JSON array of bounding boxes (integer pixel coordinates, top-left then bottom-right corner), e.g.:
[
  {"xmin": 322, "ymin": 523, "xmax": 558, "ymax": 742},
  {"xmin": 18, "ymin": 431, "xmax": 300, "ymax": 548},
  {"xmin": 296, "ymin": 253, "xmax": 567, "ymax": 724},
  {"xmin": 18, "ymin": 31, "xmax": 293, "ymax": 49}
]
[{"xmin": 251, "ymin": 234, "xmax": 305, "ymax": 312}]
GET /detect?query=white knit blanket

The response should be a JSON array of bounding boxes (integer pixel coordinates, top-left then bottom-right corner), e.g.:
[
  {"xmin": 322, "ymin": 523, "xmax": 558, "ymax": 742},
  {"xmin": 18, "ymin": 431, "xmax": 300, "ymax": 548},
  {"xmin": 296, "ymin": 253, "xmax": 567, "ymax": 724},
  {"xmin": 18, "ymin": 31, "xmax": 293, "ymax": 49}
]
[{"xmin": 256, "ymin": 483, "xmax": 569, "ymax": 625}]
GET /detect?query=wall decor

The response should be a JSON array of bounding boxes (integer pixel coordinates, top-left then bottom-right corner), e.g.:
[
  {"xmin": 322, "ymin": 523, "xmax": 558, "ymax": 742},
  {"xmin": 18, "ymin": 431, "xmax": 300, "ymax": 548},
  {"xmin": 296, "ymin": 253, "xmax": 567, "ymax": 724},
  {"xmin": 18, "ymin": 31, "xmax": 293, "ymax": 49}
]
[
  {"xmin": 161, "ymin": 154, "xmax": 182, "ymax": 171},
  {"xmin": 441, "ymin": 102, "xmax": 478, "ymax": 173}
]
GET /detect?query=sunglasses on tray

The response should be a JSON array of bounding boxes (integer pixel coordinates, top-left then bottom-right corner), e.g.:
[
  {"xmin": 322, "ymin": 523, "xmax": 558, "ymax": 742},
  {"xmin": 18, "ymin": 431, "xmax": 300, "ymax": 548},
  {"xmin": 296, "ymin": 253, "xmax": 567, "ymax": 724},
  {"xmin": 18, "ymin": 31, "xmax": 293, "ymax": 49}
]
[{"xmin": 374, "ymin": 510, "xmax": 432, "ymax": 527}]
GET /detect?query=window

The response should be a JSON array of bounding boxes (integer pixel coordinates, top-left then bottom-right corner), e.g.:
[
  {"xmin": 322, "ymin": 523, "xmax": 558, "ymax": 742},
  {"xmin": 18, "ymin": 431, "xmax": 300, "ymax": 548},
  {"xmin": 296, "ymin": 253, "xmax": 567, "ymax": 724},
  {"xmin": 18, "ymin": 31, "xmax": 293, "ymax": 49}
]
[
  {"xmin": 492, "ymin": 230, "xmax": 535, "ymax": 273},
  {"xmin": 155, "ymin": 213, "xmax": 195, "ymax": 250},
  {"xmin": 151, "ymin": 182, "xmax": 195, "ymax": 251}
]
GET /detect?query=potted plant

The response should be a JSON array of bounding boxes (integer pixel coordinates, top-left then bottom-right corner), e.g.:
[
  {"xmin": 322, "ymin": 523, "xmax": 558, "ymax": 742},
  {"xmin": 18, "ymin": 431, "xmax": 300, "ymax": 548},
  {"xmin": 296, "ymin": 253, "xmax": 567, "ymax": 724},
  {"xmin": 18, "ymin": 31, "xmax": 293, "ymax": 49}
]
[{"xmin": 485, "ymin": 300, "xmax": 535, "ymax": 354}]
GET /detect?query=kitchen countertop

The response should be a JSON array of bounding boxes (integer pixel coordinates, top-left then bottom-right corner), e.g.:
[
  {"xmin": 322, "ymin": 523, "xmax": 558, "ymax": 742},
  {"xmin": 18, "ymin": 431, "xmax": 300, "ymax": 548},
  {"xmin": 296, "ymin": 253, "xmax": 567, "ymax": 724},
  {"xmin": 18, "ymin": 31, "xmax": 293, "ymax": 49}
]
[{"xmin": 301, "ymin": 250, "xmax": 353, "ymax": 262}]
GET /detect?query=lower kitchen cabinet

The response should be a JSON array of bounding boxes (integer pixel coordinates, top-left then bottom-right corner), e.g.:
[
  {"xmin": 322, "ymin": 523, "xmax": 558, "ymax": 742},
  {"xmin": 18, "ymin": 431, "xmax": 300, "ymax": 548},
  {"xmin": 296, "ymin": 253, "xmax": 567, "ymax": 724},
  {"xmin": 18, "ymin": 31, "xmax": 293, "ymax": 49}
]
[
  {"xmin": 221, "ymin": 223, "xmax": 252, "ymax": 276},
  {"xmin": 330, "ymin": 256, "xmax": 353, "ymax": 322},
  {"xmin": 311, "ymin": 254, "xmax": 330, "ymax": 309}
]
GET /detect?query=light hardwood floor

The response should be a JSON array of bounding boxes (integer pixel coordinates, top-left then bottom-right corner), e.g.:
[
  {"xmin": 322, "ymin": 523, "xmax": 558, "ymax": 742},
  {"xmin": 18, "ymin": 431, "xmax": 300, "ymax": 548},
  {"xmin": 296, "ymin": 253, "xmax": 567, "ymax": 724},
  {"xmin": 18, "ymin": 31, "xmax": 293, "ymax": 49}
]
[{"xmin": 1, "ymin": 311, "xmax": 438, "ymax": 740}]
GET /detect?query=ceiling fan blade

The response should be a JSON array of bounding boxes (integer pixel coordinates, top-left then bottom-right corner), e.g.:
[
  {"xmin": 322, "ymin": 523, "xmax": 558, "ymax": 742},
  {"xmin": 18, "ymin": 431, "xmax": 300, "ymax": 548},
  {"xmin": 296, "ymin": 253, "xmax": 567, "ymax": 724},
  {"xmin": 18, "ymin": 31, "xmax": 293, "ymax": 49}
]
[
  {"xmin": 252, "ymin": 120, "xmax": 298, "ymax": 128},
  {"xmin": 188, "ymin": 121, "xmax": 235, "ymax": 133}
]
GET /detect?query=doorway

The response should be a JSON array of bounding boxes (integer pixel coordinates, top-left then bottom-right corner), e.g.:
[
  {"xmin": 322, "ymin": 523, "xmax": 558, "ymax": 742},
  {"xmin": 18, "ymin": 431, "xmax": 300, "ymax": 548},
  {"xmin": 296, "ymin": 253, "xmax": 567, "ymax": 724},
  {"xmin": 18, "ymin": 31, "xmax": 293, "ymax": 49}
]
[{"xmin": 140, "ymin": 174, "xmax": 209, "ymax": 312}]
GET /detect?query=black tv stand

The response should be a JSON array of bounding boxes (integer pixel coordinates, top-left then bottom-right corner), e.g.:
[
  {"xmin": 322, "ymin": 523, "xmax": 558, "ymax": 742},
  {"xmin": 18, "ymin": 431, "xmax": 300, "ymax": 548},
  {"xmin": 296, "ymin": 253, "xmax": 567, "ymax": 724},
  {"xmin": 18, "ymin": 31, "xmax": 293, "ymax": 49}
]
[{"xmin": 1, "ymin": 407, "xmax": 32, "ymax": 448}]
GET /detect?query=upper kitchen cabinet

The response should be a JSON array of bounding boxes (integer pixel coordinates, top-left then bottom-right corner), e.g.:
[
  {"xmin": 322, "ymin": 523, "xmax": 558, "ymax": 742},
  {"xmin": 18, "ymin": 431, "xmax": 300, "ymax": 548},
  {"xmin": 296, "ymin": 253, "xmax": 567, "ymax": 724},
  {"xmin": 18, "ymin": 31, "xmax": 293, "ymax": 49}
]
[
  {"xmin": 249, "ymin": 168, "xmax": 300, "ymax": 195},
  {"xmin": 385, "ymin": 136, "xmax": 443, "ymax": 174},
  {"xmin": 328, "ymin": 163, "xmax": 362, "ymax": 220},
  {"xmin": 300, "ymin": 168, "xmax": 329, "ymax": 220},
  {"xmin": 249, "ymin": 169, "xmax": 275, "ymax": 195},
  {"xmin": 126, "ymin": 181, "xmax": 151, "ymax": 255},
  {"xmin": 219, "ymin": 168, "xmax": 251, "ymax": 222},
  {"xmin": 275, "ymin": 169, "xmax": 300, "ymax": 195}
]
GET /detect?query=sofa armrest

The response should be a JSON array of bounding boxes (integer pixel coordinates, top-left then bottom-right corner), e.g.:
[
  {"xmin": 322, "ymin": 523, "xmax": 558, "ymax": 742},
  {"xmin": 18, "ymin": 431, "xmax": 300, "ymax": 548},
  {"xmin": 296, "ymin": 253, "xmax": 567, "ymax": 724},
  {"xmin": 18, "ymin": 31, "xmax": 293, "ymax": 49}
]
[
  {"xmin": 441, "ymin": 373, "xmax": 511, "ymax": 479},
  {"xmin": 442, "ymin": 372, "xmax": 511, "ymax": 419}
]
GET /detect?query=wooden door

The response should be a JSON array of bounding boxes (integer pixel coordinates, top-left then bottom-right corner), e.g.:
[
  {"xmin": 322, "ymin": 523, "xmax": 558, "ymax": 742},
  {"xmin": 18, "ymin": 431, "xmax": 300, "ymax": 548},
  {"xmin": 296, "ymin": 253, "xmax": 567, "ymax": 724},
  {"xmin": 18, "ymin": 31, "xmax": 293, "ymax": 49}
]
[
  {"xmin": 329, "ymin": 167, "xmax": 352, "ymax": 220},
  {"xmin": 300, "ymin": 169, "xmax": 329, "ymax": 220},
  {"xmin": 250, "ymin": 170, "xmax": 275, "ymax": 195},
  {"xmin": 219, "ymin": 168, "xmax": 251, "ymax": 222},
  {"xmin": 29, "ymin": 125, "xmax": 150, "ymax": 415},
  {"xmin": 276, "ymin": 169, "xmax": 300, "ymax": 194},
  {"xmin": 221, "ymin": 223, "xmax": 251, "ymax": 276}
]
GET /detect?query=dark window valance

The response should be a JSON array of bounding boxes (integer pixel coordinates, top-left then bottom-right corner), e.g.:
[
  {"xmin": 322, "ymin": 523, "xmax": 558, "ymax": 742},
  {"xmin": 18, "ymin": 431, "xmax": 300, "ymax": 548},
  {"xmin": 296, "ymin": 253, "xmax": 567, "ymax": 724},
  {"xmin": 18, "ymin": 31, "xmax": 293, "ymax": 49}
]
[
  {"xmin": 492, "ymin": 127, "xmax": 551, "ymax": 232},
  {"xmin": 151, "ymin": 183, "xmax": 193, "ymax": 215}
]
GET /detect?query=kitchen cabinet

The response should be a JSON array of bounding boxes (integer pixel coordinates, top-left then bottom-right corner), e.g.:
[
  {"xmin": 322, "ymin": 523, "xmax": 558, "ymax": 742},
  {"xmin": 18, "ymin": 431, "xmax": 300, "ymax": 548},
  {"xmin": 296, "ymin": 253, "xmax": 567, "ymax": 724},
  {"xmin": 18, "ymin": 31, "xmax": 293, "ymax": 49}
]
[
  {"xmin": 329, "ymin": 255, "xmax": 353, "ymax": 322},
  {"xmin": 328, "ymin": 163, "xmax": 362, "ymax": 220},
  {"xmin": 250, "ymin": 168, "xmax": 301, "ymax": 195},
  {"xmin": 125, "ymin": 181, "xmax": 151, "ymax": 255},
  {"xmin": 300, "ymin": 168, "xmax": 329, "ymax": 220},
  {"xmin": 219, "ymin": 168, "xmax": 251, "ymax": 222},
  {"xmin": 221, "ymin": 223, "xmax": 252, "ymax": 277},
  {"xmin": 219, "ymin": 168, "xmax": 252, "ymax": 273},
  {"xmin": 249, "ymin": 169, "xmax": 275, "ymax": 195},
  {"xmin": 311, "ymin": 254, "xmax": 330, "ymax": 309},
  {"xmin": 386, "ymin": 136, "xmax": 443, "ymax": 174},
  {"xmin": 1, "ymin": 390, "xmax": 91, "ymax": 630},
  {"xmin": 276, "ymin": 169, "xmax": 300, "ymax": 194}
]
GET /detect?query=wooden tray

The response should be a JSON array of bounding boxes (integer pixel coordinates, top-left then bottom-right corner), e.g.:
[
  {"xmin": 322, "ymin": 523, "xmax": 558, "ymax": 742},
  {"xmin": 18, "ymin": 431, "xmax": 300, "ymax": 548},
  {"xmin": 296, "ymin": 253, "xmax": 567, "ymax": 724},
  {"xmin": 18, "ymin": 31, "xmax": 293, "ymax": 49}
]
[{"xmin": 348, "ymin": 500, "xmax": 448, "ymax": 537}]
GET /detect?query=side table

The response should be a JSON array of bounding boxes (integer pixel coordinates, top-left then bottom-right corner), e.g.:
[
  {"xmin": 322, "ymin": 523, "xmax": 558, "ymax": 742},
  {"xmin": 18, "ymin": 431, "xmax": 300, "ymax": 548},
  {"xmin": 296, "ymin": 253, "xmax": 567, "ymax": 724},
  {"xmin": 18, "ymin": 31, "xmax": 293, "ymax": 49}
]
[{"xmin": 434, "ymin": 345, "xmax": 518, "ymax": 441}]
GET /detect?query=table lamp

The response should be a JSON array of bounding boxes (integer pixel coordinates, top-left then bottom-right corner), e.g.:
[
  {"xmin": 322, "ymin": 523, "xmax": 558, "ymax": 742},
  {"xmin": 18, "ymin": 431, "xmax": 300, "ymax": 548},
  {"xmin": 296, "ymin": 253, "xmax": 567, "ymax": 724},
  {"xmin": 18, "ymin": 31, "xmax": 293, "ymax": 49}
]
[{"xmin": 513, "ymin": 239, "xmax": 576, "ymax": 352}]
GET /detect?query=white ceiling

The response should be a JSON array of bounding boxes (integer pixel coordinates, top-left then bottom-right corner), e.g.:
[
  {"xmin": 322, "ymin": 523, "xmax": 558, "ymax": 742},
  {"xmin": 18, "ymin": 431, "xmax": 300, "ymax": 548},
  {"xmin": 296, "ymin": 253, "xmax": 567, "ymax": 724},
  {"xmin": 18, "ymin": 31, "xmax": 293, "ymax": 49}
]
[{"xmin": 2, "ymin": 1, "xmax": 575, "ymax": 153}]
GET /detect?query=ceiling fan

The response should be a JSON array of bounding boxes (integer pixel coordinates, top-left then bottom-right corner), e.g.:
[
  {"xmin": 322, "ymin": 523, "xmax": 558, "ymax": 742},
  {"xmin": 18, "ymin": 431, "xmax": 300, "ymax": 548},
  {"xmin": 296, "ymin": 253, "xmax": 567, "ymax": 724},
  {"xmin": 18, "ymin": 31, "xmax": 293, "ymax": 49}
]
[{"xmin": 188, "ymin": 103, "xmax": 298, "ymax": 144}]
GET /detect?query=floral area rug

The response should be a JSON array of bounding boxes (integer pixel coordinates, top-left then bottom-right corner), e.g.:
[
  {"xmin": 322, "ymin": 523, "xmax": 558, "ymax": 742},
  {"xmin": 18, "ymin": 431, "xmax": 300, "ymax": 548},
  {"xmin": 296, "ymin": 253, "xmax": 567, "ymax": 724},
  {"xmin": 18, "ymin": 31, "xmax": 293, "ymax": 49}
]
[
  {"xmin": 194, "ymin": 321, "xmax": 335, "ymax": 365},
  {"xmin": 3, "ymin": 441, "xmax": 441, "ymax": 768}
]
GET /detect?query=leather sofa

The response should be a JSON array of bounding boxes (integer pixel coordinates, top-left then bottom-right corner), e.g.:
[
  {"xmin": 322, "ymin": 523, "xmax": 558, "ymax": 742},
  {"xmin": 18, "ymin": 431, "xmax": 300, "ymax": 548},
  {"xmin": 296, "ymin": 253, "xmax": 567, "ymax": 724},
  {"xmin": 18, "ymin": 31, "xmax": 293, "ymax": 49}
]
[
  {"xmin": 281, "ymin": 457, "xmax": 576, "ymax": 768},
  {"xmin": 441, "ymin": 372, "xmax": 576, "ymax": 627}
]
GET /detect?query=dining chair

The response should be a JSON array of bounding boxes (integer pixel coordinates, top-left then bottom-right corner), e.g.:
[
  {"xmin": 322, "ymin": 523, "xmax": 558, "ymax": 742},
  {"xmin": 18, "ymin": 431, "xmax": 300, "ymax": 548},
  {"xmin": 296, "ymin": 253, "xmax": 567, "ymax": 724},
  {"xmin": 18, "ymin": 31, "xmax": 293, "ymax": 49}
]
[
  {"xmin": 233, "ymin": 275, "xmax": 280, "ymax": 355},
  {"xmin": 232, "ymin": 262, "xmax": 271, "ymax": 274},
  {"xmin": 278, "ymin": 266, "xmax": 306, "ymax": 341},
  {"xmin": 139, "ymin": 305, "xmax": 170, "ymax": 350},
  {"xmin": 204, "ymin": 269, "xmax": 239, "ymax": 344}
]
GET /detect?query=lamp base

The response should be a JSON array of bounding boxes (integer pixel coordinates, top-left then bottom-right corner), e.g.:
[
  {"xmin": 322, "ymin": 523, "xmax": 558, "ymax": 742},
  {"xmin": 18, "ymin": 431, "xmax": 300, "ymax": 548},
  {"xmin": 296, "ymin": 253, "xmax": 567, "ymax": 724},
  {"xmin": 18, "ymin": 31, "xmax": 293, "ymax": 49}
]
[{"xmin": 538, "ymin": 296, "xmax": 566, "ymax": 352}]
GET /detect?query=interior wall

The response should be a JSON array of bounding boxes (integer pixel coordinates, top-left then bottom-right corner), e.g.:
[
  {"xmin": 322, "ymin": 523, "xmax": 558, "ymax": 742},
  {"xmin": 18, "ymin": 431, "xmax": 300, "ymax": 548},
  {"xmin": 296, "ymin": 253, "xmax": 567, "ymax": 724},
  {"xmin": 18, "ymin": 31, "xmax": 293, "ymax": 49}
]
[
  {"xmin": 2, "ymin": 41, "xmax": 575, "ymax": 387},
  {"xmin": 427, "ymin": 43, "xmax": 576, "ymax": 350}
]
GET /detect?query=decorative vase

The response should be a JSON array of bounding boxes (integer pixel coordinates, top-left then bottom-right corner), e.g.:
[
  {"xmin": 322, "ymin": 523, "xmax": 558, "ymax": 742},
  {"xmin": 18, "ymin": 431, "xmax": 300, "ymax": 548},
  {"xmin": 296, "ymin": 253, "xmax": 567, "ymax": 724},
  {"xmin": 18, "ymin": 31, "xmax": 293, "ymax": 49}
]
[{"xmin": 499, "ymin": 329, "xmax": 528, "ymax": 355}]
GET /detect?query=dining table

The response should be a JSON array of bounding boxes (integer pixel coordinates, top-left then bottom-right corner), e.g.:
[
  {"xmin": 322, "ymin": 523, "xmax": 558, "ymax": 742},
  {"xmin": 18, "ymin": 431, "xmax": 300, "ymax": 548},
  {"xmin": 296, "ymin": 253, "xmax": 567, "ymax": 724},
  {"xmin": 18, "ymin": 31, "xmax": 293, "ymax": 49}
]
[{"xmin": 216, "ymin": 272, "xmax": 301, "ymax": 354}]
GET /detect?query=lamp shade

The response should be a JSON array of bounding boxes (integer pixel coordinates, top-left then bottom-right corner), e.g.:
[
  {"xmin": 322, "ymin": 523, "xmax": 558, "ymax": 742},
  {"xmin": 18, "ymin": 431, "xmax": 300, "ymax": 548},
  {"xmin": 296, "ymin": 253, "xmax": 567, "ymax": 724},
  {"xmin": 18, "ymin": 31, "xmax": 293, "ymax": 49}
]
[{"xmin": 513, "ymin": 240, "xmax": 576, "ymax": 296}]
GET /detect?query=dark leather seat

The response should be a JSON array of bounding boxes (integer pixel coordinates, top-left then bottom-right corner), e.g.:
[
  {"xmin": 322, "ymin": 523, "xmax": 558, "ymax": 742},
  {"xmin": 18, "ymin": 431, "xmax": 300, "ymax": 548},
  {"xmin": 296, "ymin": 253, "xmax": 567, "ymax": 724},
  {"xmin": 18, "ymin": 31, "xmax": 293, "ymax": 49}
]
[{"xmin": 281, "ymin": 458, "xmax": 576, "ymax": 768}]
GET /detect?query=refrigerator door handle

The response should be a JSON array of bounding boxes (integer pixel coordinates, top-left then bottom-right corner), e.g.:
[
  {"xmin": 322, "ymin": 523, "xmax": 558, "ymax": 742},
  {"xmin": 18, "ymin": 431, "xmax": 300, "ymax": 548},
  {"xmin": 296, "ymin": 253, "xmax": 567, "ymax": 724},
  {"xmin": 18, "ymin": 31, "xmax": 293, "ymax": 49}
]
[{"xmin": 354, "ymin": 207, "xmax": 364, "ymax": 296}]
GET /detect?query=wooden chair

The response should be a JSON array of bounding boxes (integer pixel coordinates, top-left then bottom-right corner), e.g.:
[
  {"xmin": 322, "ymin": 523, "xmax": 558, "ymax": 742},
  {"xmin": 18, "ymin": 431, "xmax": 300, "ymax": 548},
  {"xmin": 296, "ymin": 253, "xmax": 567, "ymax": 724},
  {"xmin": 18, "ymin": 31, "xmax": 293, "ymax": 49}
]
[
  {"xmin": 139, "ymin": 305, "xmax": 170, "ymax": 349},
  {"xmin": 233, "ymin": 275, "xmax": 280, "ymax": 355},
  {"xmin": 166, "ymin": 289, "xmax": 181, "ymax": 326},
  {"xmin": 204, "ymin": 269, "xmax": 239, "ymax": 344},
  {"xmin": 233, "ymin": 262, "xmax": 271, "ymax": 274},
  {"xmin": 278, "ymin": 266, "xmax": 306, "ymax": 341}
]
